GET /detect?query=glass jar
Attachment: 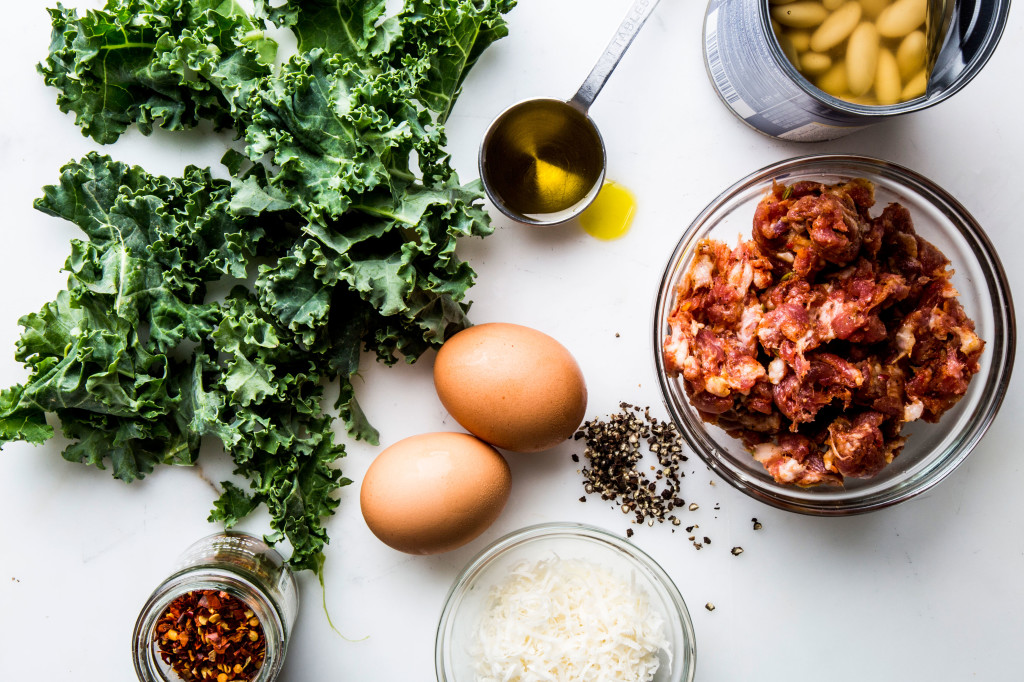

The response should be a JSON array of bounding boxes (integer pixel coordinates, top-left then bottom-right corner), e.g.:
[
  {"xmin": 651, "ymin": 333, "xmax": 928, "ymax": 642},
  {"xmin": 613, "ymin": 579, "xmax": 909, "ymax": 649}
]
[{"xmin": 133, "ymin": 532, "xmax": 299, "ymax": 682}]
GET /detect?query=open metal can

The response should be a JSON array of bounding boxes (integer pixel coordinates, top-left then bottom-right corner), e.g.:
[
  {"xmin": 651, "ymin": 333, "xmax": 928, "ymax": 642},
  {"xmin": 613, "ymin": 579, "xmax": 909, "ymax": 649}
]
[{"xmin": 703, "ymin": 0, "xmax": 1010, "ymax": 141}]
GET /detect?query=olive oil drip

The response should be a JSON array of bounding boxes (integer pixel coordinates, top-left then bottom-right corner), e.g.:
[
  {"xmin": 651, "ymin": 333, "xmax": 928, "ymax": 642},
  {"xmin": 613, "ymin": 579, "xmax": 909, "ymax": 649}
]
[{"xmin": 580, "ymin": 182, "xmax": 636, "ymax": 241}]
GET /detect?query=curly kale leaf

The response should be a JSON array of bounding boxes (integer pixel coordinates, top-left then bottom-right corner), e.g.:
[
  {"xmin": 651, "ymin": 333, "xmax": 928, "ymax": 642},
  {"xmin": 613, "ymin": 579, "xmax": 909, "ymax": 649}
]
[
  {"xmin": 40, "ymin": 0, "xmax": 275, "ymax": 144},
  {"xmin": 204, "ymin": 290, "xmax": 352, "ymax": 573},
  {"xmin": 3, "ymin": 154, "xmax": 232, "ymax": 480},
  {"xmin": 259, "ymin": 0, "xmax": 399, "ymax": 58},
  {"xmin": 401, "ymin": 0, "xmax": 517, "ymax": 122},
  {"xmin": 3, "ymin": 154, "xmax": 353, "ymax": 570},
  {"xmin": 262, "ymin": 0, "xmax": 514, "ymax": 123}
]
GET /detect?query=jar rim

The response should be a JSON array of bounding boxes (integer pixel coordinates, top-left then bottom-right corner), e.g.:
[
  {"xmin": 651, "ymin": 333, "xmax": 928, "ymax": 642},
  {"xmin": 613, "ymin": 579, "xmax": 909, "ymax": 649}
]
[{"xmin": 132, "ymin": 567, "xmax": 289, "ymax": 682}]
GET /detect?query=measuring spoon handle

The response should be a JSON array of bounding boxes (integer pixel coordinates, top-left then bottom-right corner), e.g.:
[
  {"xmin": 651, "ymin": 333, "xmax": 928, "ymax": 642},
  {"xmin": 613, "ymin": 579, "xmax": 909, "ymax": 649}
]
[{"xmin": 569, "ymin": 0, "xmax": 662, "ymax": 113}]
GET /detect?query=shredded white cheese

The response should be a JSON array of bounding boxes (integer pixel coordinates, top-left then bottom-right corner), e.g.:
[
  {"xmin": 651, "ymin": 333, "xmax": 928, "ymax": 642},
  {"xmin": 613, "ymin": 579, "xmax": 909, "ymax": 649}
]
[{"xmin": 471, "ymin": 557, "xmax": 671, "ymax": 682}]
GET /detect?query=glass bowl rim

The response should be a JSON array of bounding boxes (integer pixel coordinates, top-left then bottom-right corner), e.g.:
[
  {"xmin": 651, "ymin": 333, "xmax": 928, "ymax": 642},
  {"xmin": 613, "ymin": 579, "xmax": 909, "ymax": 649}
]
[
  {"xmin": 434, "ymin": 521, "xmax": 697, "ymax": 682},
  {"xmin": 652, "ymin": 153, "xmax": 1016, "ymax": 516}
]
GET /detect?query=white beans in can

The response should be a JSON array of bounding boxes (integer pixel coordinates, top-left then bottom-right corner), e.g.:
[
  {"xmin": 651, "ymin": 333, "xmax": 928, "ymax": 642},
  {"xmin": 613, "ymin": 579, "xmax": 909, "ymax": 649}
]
[{"xmin": 703, "ymin": 0, "xmax": 1010, "ymax": 141}]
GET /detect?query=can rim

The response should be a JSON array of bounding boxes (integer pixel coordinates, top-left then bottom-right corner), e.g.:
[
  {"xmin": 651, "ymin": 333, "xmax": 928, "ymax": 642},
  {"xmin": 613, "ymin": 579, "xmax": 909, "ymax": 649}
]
[{"xmin": 758, "ymin": 0, "xmax": 1012, "ymax": 117}]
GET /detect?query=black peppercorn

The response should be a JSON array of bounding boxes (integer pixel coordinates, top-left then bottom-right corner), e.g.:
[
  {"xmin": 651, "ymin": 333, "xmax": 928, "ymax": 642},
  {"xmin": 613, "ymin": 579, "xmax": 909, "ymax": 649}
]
[{"xmin": 573, "ymin": 403, "xmax": 689, "ymax": 534}]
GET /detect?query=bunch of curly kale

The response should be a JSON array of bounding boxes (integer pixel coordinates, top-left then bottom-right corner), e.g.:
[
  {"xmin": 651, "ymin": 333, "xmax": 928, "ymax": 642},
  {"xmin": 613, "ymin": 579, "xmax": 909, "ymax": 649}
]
[{"xmin": 0, "ymin": 0, "xmax": 515, "ymax": 572}]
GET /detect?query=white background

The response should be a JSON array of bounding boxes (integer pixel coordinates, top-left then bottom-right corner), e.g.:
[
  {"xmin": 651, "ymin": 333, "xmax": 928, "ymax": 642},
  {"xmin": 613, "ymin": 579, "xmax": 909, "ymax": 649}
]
[{"xmin": 1, "ymin": 0, "xmax": 1023, "ymax": 680}]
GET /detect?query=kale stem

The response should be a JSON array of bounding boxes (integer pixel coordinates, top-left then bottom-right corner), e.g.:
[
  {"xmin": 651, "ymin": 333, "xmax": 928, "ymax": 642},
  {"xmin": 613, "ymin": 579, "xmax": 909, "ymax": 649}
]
[{"xmin": 99, "ymin": 42, "xmax": 157, "ymax": 51}]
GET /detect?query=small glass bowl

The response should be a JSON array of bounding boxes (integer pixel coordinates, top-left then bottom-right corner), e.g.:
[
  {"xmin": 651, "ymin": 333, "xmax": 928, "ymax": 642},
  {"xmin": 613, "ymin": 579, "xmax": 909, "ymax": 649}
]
[
  {"xmin": 435, "ymin": 522, "xmax": 696, "ymax": 682},
  {"xmin": 653, "ymin": 155, "xmax": 1015, "ymax": 515}
]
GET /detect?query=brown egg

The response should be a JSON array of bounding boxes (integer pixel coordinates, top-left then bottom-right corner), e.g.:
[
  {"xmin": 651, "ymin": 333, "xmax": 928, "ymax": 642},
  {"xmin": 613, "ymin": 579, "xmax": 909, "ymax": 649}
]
[
  {"xmin": 360, "ymin": 432, "xmax": 511, "ymax": 555},
  {"xmin": 433, "ymin": 323, "xmax": 587, "ymax": 452}
]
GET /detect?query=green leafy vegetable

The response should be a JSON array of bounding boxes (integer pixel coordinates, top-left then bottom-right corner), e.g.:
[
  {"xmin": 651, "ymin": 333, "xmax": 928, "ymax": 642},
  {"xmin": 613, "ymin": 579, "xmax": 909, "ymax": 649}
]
[
  {"xmin": 5, "ymin": 0, "xmax": 515, "ymax": 572},
  {"xmin": 40, "ymin": 0, "xmax": 276, "ymax": 144}
]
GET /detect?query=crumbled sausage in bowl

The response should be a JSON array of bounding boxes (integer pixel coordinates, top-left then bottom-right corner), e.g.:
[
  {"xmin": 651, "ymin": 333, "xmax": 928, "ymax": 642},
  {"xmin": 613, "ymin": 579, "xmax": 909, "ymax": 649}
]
[{"xmin": 654, "ymin": 156, "xmax": 1014, "ymax": 514}]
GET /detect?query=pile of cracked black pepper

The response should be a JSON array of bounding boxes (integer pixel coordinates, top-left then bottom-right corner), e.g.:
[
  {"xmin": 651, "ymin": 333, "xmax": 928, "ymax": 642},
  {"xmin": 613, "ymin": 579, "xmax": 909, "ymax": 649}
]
[
  {"xmin": 573, "ymin": 403, "xmax": 688, "ymax": 536},
  {"xmin": 573, "ymin": 403, "xmax": 765, "ymax": 564}
]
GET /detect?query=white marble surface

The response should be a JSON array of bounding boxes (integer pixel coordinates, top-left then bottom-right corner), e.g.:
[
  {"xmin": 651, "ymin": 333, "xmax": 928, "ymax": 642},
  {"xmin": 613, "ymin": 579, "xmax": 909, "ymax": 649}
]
[{"xmin": 2, "ymin": 0, "xmax": 1023, "ymax": 680}]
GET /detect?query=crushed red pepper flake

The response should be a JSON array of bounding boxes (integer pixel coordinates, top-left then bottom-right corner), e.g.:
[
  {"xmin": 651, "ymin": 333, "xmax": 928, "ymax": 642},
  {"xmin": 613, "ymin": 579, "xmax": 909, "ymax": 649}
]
[{"xmin": 154, "ymin": 590, "xmax": 265, "ymax": 681}]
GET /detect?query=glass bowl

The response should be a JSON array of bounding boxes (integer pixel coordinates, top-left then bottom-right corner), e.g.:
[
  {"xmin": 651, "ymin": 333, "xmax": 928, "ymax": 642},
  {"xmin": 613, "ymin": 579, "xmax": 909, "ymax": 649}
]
[
  {"xmin": 653, "ymin": 155, "xmax": 1015, "ymax": 515},
  {"xmin": 435, "ymin": 523, "xmax": 696, "ymax": 682}
]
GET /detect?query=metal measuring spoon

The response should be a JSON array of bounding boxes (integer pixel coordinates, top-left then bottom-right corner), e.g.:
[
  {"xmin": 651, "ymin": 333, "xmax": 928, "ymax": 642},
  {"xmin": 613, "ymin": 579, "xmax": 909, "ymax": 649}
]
[{"xmin": 479, "ymin": 0, "xmax": 661, "ymax": 226}]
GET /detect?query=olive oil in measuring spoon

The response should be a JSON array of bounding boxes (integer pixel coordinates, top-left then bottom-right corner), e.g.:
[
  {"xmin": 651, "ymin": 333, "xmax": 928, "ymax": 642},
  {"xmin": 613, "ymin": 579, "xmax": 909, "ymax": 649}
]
[
  {"xmin": 478, "ymin": 0, "xmax": 661, "ymax": 225},
  {"xmin": 481, "ymin": 99, "xmax": 605, "ymax": 222}
]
